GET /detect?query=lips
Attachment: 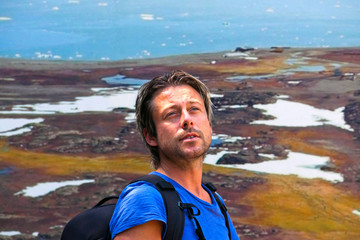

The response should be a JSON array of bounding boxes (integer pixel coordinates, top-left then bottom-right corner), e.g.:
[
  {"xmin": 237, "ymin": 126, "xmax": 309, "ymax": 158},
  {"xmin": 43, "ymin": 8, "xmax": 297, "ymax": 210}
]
[{"xmin": 180, "ymin": 133, "xmax": 200, "ymax": 141}]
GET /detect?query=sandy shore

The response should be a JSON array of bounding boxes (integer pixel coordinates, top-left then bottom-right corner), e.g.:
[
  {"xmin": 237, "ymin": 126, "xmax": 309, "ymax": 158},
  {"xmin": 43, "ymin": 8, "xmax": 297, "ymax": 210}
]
[{"xmin": 0, "ymin": 47, "xmax": 360, "ymax": 240}]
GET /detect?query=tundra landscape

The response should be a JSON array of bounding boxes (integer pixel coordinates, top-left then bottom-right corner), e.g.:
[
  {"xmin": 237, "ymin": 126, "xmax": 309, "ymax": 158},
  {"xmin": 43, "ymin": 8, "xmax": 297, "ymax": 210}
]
[{"xmin": 0, "ymin": 47, "xmax": 360, "ymax": 239}]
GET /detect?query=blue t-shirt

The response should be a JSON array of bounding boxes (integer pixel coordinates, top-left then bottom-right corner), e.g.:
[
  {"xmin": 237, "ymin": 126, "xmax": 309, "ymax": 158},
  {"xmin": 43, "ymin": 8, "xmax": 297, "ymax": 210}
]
[{"xmin": 110, "ymin": 172, "xmax": 240, "ymax": 240}]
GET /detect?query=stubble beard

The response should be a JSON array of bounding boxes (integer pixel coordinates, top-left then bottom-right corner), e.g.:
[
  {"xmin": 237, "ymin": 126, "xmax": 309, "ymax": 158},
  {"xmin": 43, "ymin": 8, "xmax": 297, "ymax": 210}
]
[{"xmin": 159, "ymin": 129, "xmax": 211, "ymax": 167}]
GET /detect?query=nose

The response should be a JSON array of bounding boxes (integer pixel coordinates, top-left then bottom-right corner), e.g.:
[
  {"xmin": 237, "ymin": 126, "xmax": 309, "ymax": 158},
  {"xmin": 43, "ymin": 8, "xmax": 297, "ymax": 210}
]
[{"xmin": 181, "ymin": 110, "xmax": 193, "ymax": 129}]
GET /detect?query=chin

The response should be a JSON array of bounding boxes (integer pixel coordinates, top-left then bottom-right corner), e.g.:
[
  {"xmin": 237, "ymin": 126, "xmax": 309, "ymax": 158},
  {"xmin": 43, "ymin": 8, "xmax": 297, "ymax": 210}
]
[{"xmin": 182, "ymin": 148, "xmax": 208, "ymax": 159}]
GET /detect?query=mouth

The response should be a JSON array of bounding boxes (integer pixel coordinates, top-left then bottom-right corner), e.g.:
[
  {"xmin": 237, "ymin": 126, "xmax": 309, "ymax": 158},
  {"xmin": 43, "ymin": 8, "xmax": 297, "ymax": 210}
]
[{"xmin": 180, "ymin": 133, "xmax": 200, "ymax": 141}]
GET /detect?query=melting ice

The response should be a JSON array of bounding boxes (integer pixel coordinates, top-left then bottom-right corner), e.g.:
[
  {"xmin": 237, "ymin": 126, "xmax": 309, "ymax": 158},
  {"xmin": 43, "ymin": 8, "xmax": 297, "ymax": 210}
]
[
  {"xmin": 15, "ymin": 179, "xmax": 94, "ymax": 198},
  {"xmin": 251, "ymin": 99, "xmax": 352, "ymax": 131}
]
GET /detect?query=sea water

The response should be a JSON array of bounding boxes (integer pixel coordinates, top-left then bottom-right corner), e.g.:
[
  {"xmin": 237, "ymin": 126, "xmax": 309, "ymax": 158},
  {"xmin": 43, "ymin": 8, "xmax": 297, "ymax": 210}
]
[{"xmin": 0, "ymin": 0, "xmax": 359, "ymax": 60}]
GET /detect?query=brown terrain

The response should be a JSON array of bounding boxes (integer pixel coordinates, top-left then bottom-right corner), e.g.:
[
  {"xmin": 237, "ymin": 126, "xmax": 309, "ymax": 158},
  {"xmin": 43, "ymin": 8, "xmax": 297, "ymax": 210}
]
[{"xmin": 0, "ymin": 47, "xmax": 360, "ymax": 239}]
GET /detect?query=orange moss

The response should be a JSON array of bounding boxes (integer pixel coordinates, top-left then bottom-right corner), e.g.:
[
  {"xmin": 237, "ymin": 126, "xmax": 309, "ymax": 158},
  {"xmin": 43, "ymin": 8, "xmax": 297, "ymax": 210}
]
[
  {"xmin": 0, "ymin": 140, "xmax": 152, "ymax": 176},
  {"xmin": 0, "ymin": 140, "xmax": 245, "ymax": 177},
  {"xmin": 183, "ymin": 56, "xmax": 289, "ymax": 76},
  {"xmin": 240, "ymin": 174, "xmax": 360, "ymax": 239},
  {"xmin": 273, "ymin": 129, "xmax": 348, "ymax": 166},
  {"xmin": 203, "ymin": 163, "xmax": 256, "ymax": 176},
  {"xmin": 279, "ymin": 137, "xmax": 343, "ymax": 160}
]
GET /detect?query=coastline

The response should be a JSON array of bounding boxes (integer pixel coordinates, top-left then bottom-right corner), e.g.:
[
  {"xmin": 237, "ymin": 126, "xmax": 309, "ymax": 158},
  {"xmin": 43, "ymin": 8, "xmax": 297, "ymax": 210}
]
[{"xmin": 1, "ymin": 46, "xmax": 359, "ymax": 68}]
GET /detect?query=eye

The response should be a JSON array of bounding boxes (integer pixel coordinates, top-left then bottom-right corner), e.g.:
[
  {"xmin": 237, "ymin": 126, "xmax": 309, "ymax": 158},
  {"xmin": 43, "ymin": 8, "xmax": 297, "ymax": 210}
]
[
  {"xmin": 190, "ymin": 106, "xmax": 200, "ymax": 112},
  {"xmin": 165, "ymin": 111, "xmax": 176, "ymax": 118}
]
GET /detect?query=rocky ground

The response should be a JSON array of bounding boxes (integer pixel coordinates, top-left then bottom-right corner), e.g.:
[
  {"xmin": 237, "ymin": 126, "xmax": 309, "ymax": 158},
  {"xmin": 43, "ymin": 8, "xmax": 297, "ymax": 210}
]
[{"xmin": 0, "ymin": 47, "xmax": 360, "ymax": 239}]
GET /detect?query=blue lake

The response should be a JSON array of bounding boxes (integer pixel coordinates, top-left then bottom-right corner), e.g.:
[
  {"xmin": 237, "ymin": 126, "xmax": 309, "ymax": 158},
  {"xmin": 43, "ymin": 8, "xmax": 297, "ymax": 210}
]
[
  {"xmin": 102, "ymin": 74, "xmax": 149, "ymax": 85},
  {"xmin": 1, "ymin": 0, "xmax": 359, "ymax": 61}
]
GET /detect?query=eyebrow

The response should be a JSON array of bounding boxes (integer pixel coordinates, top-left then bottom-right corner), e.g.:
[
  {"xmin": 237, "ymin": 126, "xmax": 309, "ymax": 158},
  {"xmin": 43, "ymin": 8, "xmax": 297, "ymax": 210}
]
[
  {"xmin": 160, "ymin": 100, "xmax": 203, "ymax": 114},
  {"xmin": 164, "ymin": 100, "xmax": 202, "ymax": 109},
  {"xmin": 188, "ymin": 100, "xmax": 202, "ymax": 105}
]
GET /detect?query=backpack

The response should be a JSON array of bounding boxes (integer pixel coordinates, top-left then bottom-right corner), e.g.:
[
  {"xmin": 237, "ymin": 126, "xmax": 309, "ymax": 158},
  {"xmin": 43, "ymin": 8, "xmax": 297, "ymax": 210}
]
[{"xmin": 61, "ymin": 174, "xmax": 231, "ymax": 240}]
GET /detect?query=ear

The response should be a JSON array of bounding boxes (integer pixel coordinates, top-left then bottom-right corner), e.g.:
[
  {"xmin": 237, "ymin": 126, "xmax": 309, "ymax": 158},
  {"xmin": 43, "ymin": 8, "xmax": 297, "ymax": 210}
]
[{"xmin": 143, "ymin": 129, "xmax": 158, "ymax": 147}]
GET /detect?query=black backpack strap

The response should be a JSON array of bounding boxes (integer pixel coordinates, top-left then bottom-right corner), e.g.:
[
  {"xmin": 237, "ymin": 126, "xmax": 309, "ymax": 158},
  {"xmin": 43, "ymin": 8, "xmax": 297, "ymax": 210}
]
[
  {"xmin": 205, "ymin": 182, "xmax": 231, "ymax": 240},
  {"xmin": 131, "ymin": 174, "xmax": 185, "ymax": 240},
  {"xmin": 94, "ymin": 196, "xmax": 118, "ymax": 207},
  {"xmin": 178, "ymin": 202, "xmax": 206, "ymax": 240}
]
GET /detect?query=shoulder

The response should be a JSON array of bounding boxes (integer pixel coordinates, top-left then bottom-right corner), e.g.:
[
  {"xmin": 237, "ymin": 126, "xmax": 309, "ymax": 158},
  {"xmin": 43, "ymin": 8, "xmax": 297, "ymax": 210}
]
[
  {"xmin": 121, "ymin": 181, "xmax": 161, "ymax": 199},
  {"xmin": 116, "ymin": 181, "xmax": 165, "ymax": 214},
  {"xmin": 110, "ymin": 181, "xmax": 167, "ymax": 238}
]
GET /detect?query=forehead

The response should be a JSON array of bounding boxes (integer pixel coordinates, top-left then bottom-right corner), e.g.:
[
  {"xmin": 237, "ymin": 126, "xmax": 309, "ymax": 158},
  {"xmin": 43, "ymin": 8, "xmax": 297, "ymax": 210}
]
[{"xmin": 152, "ymin": 85, "xmax": 203, "ymax": 107}]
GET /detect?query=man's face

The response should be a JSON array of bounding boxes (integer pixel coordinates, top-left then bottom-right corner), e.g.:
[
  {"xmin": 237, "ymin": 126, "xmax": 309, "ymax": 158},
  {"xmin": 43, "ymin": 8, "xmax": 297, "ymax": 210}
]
[{"xmin": 145, "ymin": 85, "xmax": 212, "ymax": 165}]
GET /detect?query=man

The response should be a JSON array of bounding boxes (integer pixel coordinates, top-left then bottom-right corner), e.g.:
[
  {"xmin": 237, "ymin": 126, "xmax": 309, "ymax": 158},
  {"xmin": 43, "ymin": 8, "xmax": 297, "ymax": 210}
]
[{"xmin": 110, "ymin": 70, "xmax": 240, "ymax": 240}]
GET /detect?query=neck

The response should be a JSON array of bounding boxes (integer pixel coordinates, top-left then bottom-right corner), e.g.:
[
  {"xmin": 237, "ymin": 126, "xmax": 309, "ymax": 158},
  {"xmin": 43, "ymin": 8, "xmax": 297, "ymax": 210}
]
[{"xmin": 156, "ymin": 156, "xmax": 211, "ymax": 203}]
